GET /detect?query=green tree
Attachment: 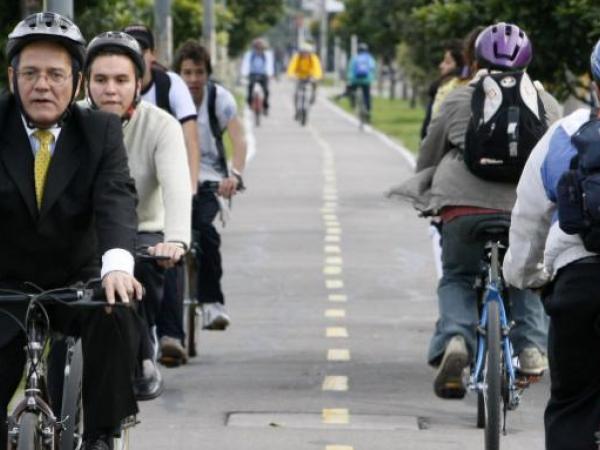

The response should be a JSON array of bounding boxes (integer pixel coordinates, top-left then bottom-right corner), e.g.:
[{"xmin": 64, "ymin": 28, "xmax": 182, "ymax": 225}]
[
  {"xmin": 408, "ymin": 0, "xmax": 600, "ymax": 97},
  {"xmin": 226, "ymin": 0, "xmax": 284, "ymax": 56}
]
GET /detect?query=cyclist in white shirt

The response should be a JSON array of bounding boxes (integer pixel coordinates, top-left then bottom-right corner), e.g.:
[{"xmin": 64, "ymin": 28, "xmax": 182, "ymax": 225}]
[{"xmin": 175, "ymin": 39, "xmax": 247, "ymax": 333}]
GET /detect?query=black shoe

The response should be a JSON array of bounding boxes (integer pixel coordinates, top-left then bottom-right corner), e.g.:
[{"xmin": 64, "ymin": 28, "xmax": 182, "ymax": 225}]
[
  {"xmin": 83, "ymin": 434, "xmax": 113, "ymax": 450},
  {"xmin": 133, "ymin": 359, "xmax": 164, "ymax": 401}
]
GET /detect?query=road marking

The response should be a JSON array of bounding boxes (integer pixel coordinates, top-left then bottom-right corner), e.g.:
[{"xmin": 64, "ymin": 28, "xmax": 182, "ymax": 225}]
[
  {"xmin": 321, "ymin": 207, "xmax": 336, "ymax": 213},
  {"xmin": 328, "ymin": 293, "xmax": 347, "ymax": 302},
  {"xmin": 323, "ymin": 194, "xmax": 338, "ymax": 201},
  {"xmin": 325, "ymin": 446, "xmax": 353, "ymax": 450},
  {"xmin": 325, "ymin": 235, "xmax": 340, "ymax": 243},
  {"xmin": 323, "ymin": 201, "xmax": 337, "ymax": 209},
  {"xmin": 324, "ymin": 221, "xmax": 341, "ymax": 228},
  {"xmin": 325, "ymin": 309, "xmax": 346, "ymax": 318},
  {"xmin": 328, "ymin": 349, "xmax": 351, "ymax": 361},
  {"xmin": 322, "ymin": 409, "xmax": 349, "ymax": 424},
  {"xmin": 326, "ymin": 327, "xmax": 348, "ymax": 338},
  {"xmin": 325, "ymin": 256, "xmax": 343, "ymax": 265},
  {"xmin": 322, "ymin": 214, "xmax": 337, "ymax": 221},
  {"xmin": 322, "ymin": 376, "xmax": 348, "ymax": 391},
  {"xmin": 325, "ymin": 279, "xmax": 344, "ymax": 289},
  {"xmin": 324, "ymin": 266, "xmax": 342, "ymax": 275},
  {"xmin": 324, "ymin": 245, "xmax": 341, "ymax": 254},
  {"xmin": 327, "ymin": 227, "xmax": 341, "ymax": 235}
]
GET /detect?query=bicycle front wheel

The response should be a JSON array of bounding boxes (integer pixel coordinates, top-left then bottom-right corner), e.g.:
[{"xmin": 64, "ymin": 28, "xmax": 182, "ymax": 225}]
[
  {"xmin": 484, "ymin": 301, "xmax": 502, "ymax": 450},
  {"xmin": 186, "ymin": 301, "xmax": 198, "ymax": 358},
  {"xmin": 16, "ymin": 412, "xmax": 42, "ymax": 450},
  {"xmin": 60, "ymin": 339, "xmax": 83, "ymax": 450}
]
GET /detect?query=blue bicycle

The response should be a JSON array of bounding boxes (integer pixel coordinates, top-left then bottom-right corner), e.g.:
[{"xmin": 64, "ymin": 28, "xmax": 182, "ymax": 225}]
[{"xmin": 467, "ymin": 219, "xmax": 538, "ymax": 450}]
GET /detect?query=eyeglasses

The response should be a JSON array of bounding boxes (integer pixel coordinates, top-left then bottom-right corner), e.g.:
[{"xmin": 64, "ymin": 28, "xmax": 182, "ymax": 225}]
[{"xmin": 15, "ymin": 69, "xmax": 72, "ymax": 86}]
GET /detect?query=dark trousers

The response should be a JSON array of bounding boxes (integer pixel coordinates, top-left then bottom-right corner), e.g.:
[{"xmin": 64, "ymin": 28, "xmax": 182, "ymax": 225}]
[
  {"xmin": 192, "ymin": 190, "xmax": 224, "ymax": 305},
  {"xmin": 135, "ymin": 232, "xmax": 166, "ymax": 360},
  {"xmin": 0, "ymin": 305, "xmax": 140, "ymax": 449},
  {"xmin": 349, "ymin": 84, "xmax": 372, "ymax": 112},
  {"xmin": 247, "ymin": 74, "xmax": 269, "ymax": 110},
  {"xmin": 156, "ymin": 265, "xmax": 185, "ymax": 342},
  {"xmin": 543, "ymin": 261, "xmax": 600, "ymax": 450}
]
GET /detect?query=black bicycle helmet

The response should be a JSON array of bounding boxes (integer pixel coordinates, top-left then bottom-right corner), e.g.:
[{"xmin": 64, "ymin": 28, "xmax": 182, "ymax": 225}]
[
  {"xmin": 85, "ymin": 31, "xmax": 145, "ymax": 78},
  {"xmin": 6, "ymin": 12, "xmax": 86, "ymax": 69},
  {"xmin": 84, "ymin": 31, "xmax": 146, "ymax": 121}
]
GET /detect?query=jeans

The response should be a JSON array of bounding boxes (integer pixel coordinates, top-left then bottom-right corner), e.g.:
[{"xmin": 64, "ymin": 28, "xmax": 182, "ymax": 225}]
[{"xmin": 427, "ymin": 214, "xmax": 548, "ymax": 365}]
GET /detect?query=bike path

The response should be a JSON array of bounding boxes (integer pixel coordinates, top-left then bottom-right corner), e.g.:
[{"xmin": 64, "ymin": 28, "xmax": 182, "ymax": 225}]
[{"xmin": 131, "ymin": 79, "xmax": 547, "ymax": 450}]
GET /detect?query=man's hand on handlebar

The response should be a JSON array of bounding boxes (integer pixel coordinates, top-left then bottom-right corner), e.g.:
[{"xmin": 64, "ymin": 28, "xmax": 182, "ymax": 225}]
[
  {"xmin": 219, "ymin": 176, "xmax": 240, "ymax": 199},
  {"xmin": 102, "ymin": 271, "xmax": 143, "ymax": 304},
  {"xmin": 147, "ymin": 242, "xmax": 186, "ymax": 269}
]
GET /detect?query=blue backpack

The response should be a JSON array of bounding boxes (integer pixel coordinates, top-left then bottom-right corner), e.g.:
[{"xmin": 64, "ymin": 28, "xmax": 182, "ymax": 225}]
[
  {"xmin": 557, "ymin": 109, "xmax": 600, "ymax": 252},
  {"xmin": 353, "ymin": 53, "xmax": 371, "ymax": 78}
]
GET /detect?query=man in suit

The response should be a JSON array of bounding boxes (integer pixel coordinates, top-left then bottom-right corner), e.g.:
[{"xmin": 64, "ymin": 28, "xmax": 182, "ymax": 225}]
[{"xmin": 0, "ymin": 13, "xmax": 142, "ymax": 450}]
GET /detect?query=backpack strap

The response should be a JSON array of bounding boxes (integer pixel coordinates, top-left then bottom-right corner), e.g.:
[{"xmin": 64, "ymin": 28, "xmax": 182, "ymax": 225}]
[
  {"xmin": 207, "ymin": 80, "xmax": 229, "ymax": 177},
  {"xmin": 152, "ymin": 68, "xmax": 173, "ymax": 116}
]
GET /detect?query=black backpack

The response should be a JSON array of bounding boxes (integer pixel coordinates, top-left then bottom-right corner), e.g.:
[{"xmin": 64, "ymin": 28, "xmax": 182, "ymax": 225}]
[
  {"xmin": 151, "ymin": 67, "xmax": 173, "ymax": 116},
  {"xmin": 557, "ymin": 110, "xmax": 600, "ymax": 252},
  {"xmin": 463, "ymin": 71, "xmax": 548, "ymax": 182},
  {"xmin": 206, "ymin": 80, "xmax": 229, "ymax": 177}
]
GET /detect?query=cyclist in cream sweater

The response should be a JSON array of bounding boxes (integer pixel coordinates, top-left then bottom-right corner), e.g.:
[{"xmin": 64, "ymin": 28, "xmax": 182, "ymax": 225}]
[{"xmin": 82, "ymin": 31, "xmax": 192, "ymax": 401}]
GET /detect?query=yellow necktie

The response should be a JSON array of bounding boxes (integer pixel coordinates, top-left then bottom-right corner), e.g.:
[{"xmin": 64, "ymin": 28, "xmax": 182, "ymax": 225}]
[{"xmin": 33, "ymin": 130, "xmax": 53, "ymax": 209}]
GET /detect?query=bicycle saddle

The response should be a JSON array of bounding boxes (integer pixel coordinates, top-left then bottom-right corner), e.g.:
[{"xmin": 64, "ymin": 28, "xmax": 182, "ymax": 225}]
[{"xmin": 471, "ymin": 217, "xmax": 511, "ymax": 244}]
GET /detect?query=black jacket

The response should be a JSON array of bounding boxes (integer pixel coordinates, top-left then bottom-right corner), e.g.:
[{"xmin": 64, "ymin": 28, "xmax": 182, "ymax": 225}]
[{"xmin": 0, "ymin": 92, "xmax": 138, "ymax": 346}]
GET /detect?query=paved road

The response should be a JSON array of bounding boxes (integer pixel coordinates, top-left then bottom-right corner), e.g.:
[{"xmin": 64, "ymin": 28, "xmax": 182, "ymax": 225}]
[{"xmin": 132, "ymin": 80, "xmax": 548, "ymax": 449}]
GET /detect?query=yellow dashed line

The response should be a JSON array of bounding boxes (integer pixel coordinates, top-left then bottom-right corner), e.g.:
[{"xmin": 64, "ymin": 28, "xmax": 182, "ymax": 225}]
[
  {"xmin": 323, "ymin": 266, "xmax": 342, "ymax": 275},
  {"xmin": 325, "ymin": 279, "xmax": 344, "ymax": 289},
  {"xmin": 328, "ymin": 349, "xmax": 351, "ymax": 361},
  {"xmin": 322, "ymin": 408, "xmax": 349, "ymax": 424},
  {"xmin": 322, "ymin": 376, "xmax": 348, "ymax": 391},
  {"xmin": 328, "ymin": 293, "xmax": 347, "ymax": 302},
  {"xmin": 326, "ymin": 327, "xmax": 348, "ymax": 338},
  {"xmin": 325, "ymin": 309, "xmax": 346, "ymax": 318},
  {"xmin": 325, "ymin": 256, "xmax": 343, "ymax": 265}
]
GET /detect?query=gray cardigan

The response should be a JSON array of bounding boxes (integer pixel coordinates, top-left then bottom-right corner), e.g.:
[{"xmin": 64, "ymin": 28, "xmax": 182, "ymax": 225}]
[{"xmin": 389, "ymin": 70, "xmax": 562, "ymax": 216}]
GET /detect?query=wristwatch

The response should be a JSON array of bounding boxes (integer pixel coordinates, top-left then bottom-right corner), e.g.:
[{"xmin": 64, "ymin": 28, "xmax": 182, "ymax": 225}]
[{"xmin": 231, "ymin": 168, "xmax": 246, "ymax": 191}]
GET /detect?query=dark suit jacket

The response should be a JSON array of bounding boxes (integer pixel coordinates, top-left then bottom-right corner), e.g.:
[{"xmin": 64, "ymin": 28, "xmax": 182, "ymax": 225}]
[{"xmin": 0, "ymin": 92, "xmax": 138, "ymax": 347}]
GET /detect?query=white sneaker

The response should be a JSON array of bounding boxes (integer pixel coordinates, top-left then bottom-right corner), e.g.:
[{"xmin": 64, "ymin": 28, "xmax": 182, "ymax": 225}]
[
  {"xmin": 433, "ymin": 335, "xmax": 469, "ymax": 399},
  {"xmin": 518, "ymin": 347, "xmax": 548, "ymax": 375},
  {"xmin": 202, "ymin": 303, "xmax": 230, "ymax": 330}
]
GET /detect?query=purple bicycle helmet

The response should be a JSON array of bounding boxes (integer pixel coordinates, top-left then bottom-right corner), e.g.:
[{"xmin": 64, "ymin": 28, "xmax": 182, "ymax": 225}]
[{"xmin": 475, "ymin": 22, "xmax": 532, "ymax": 70}]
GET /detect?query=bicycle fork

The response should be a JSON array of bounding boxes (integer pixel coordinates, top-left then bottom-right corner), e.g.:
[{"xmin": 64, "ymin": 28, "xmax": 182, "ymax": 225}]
[{"xmin": 468, "ymin": 284, "xmax": 521, "ymax": 432}]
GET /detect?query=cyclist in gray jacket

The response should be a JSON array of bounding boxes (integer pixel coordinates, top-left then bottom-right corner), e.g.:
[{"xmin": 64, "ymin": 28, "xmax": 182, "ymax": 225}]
[{"xmin": 390, "ymin": 23, "xmax": 561, "ymax": 399}]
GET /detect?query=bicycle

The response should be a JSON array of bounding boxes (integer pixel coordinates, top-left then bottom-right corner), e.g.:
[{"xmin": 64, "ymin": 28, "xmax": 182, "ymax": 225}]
[
  {"xmin": 249, "ymin": 75, "xmax": 265, "ymax": 127},
  {"xmin": 184, "ymin": 180, "xmax": 244, "ymax": 357},
  {"xmin": 294, "ymin": 79, "xmax": 312, "ymax": 126},
  {"xmin": 0, "ymin": 285, "xmax": 135, "ymax": 450},
  {"xmin": 353, "ymin": 86, "xmax": 368, "ymax": 130},
  {"xmin": 467, "ymin": 218, "xmax": 540, "ymax": 450}
]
